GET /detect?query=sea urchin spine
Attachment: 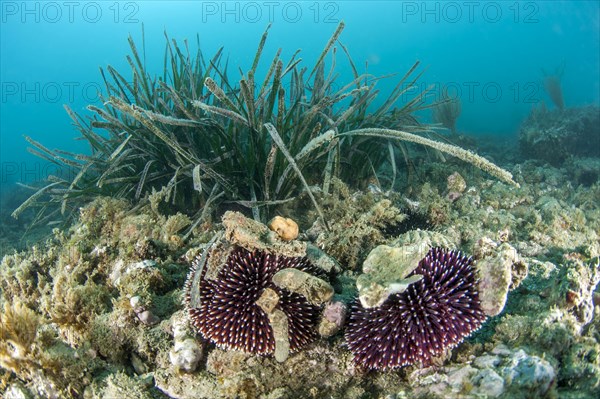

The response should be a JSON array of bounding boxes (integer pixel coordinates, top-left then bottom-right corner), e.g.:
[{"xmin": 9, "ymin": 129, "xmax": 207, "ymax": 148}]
[
  {"xmin": 345, "ymin": 247, "xmax": 486, "ymax": 370},
  {"xmin": 185, "ymin": 245, "xmax": 325, "ymax": 356}
]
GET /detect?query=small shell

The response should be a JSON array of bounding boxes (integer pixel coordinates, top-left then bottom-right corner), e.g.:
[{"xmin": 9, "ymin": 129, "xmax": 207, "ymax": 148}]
[{"xmin": 268, "ymin": 216, "xmax": 299, "ymax": 241}]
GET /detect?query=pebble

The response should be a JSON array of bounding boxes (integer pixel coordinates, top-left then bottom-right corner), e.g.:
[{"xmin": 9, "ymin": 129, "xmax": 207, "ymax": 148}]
[
  {"xmin": 169, "ymin": 338, "xmax": 203, "ymax": 372},
  {"xmin": 474, "ymin": 354, "xmax": 501, "ymax": 369},
  {"xmin": 5, "ymin": 382, "xmax": 33, "ymax": 399},
  {"xmin": 491, "ymin": 344, "xmax": 512, "ymax": 356},
  {"xmin": 137, "ymin": 310, "xmax": 160, "ymax": 326},
  {"xmin": 471, "ymin": 369, "xmax": 505, "ymax": 398},
  {"xmin": 130, "ymin": 296, "xmax": 144, "ymax": 313},
  {"xmin": 318, "ymin": 300, "xmax": 347, "ymax": 337},
  {"xmin": 503, "ymin": 350, "xmax": 556, "ymax": 395}
]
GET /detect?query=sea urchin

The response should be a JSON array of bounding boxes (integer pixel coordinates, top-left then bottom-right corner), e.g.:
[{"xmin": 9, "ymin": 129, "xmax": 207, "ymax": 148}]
[
  {"xmin": 345, "ymin": 247, "xmax": 486, "ymax": 370},
  {"xmin": 185, "ymin": 245, "xmax": 324, "ymax": 355}
]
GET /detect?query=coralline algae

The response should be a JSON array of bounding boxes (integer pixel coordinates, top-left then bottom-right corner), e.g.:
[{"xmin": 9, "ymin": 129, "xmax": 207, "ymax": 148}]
[
  {"xmin": 169, "ymin": 339, "xmax": 203, "ymax": 372},
  {"xmin": 169, "ymin": 312, "xmax": 203, "ymax": 372},
  {"xmin": 318, "ymin": 299, "xmax": 347, "ymax": 337},
  {"xmin": 565, "ymin": 256, "xmax": 600, "ymax": 326},
  {"xmin": 475, "ymin": 238, "xmax": 527, "ymax": 316}
]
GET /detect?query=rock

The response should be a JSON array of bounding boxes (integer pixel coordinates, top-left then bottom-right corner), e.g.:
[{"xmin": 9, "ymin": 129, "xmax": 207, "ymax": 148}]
[
  {"xmin": 109, "ymin": 259, "xmax": 157, "ymax": 287},
  {"xmin": 256, "ymin": 287, "xmax": 280, "ymax": 314},
  {"xmin": 222, "ymin": 211, "xmax": 306, "ymax": 257},
  {"xmin": 168, "ymin": 311, "xmax": 204, "ymax": 373},
  {"xmin": 255, "ymin": 288, "xmax": 290, "ymax": 363},
  {"xmin": 130, "ymin": 295, "xmax": 144, "ymax": 313},
  {"xmin": 476, "ymin": 240, "xmax": 526, "ymax": 316},
  {"xmin": 109, "ymin": 259, "xmax": 126, "ymax": 286},
  {"xmin": 519, "ymin": 105, "xmax": 600, "ymax": 165},
  {"xmin": 171, "ymin": 310, "xmax": 195, "ymax": 341},
  {"xmin": 90, "ymin": 245, "xmax": 108, "ymax": 258},
  {"xmin": 131, "ymin": 352, "xmax": 149, "ymax": 374},
  {"xmin": 169, "ymin": 338, "xmax": 203, "ymax": 372},
  {"xmin": 564, "ymin": 256, "xmax": 600, "ymax": 326},
  {"xmin": 205, "ymin": 350, "xmax": 250, "ymax": 376},
  {"xmin": 473, "ymin": 354, "xmax": 501, "ymax": 369},
  {"xmin": 491, "ymin": 344, "xmax": 513, "ymax": 356},
  {"xmin": 305, "ymin": 244, "xmax": 341, "ymax": 274},
  {"xmin": 362, "ymin": 244, "xmax": 424, "ymax": 280},
  {"xmin": 412, "ymin": 346, "xmax": 557, "ymax": 398},
  {"xmin": 502, "ymin": 349, "xmax": 555, "ymax": 396},
  {"xmin": 449, "ymin": 365, "xmax": 478, "ymax": 390},
  {"xmin": 264, "ymin": 387, "xmax": 291, "ymax": 399},
  {"xmin": 137, "ymin": 310, "xmax": 159, "ymax": 326},
  {"xmin": 30, "ymin": 370, "xmax": 60, "ymax": 399},
  {"xmin": 447, "ymin": 172, "xmax": 467, "ymax": 193},
  {"xmin": 155, "ymin": 368, "xmax": 221, "ymax": 399},
  {"xmin": 356, "ymin": 231, "xmax": 454, "ymax": 308},
  {"xmin": 5, "ymin": 382, "xmax": 33, "ymax": 399},
  {"xmin": 356, "ymin": 244, "xmax": 425, "ymax": 308},
  {"xmin": 471, "ymin": 369, "xmax": 505, "ymax": 398},
  {"xmin": 318, "ymin": 300, "xmax": 347, "ymax": 337},
  {"xmin": 101, "ymin": 372, "xmax": 154, "ymax": 399},
  {"xmin": 272, "ymin": 268, "xmax": 334, "ymax": 305},
  {"xmin": 447, "ymin": 172, "xmax": 467, "ymax": 201},
  {"xmin": 268, "ymin": 308, "xmax": 290, "ymax": 363}
]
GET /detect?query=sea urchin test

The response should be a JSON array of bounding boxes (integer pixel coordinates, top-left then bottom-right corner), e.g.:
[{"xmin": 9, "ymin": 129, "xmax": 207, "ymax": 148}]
[
  {"xmin": 184, "ymin": 212, "xmax": 334, "ymax": 362},
  {"xmin": 345, "ymin": 247, "xmax": 486, "ymax": 370}
]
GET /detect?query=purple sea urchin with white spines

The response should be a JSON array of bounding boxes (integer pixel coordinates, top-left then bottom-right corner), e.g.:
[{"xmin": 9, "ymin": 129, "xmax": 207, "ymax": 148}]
[
  {"xmin": 185, "ymin": 245, "xmax": 324, "ymax": 355},
  {"xmin": 345, "ymin": 247, "xmax": 486, "ymax": 370}
]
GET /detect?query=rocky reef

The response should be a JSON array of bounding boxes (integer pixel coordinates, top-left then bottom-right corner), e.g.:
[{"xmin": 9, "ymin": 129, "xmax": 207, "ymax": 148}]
[
  {"xmin": 519, "ymin": 105, "xmax": 600, "ymax": 166},
  {"xmin": 1, "ymin": 155, "xmax": 599, "ymax": 398}
]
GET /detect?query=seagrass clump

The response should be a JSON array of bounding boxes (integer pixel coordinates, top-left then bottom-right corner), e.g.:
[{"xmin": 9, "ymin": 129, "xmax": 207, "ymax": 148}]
[
  {"xmin": 433, "ymin": 89, "xmax": 462, "ymax": 136},
  {"xmin": 15, "ymin": 22, "xmax": 516, "ymax": 230}
]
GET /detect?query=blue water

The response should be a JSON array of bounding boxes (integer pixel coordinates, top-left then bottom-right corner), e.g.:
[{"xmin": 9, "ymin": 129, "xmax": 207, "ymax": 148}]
[{"xmin": 1, "ymin": 1, "xmax": 599, "ymax": 187}]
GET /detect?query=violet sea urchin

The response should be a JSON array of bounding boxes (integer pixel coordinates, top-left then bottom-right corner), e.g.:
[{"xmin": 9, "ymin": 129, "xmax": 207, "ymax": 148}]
[
  {"xmin": 185, "ymin": 245, "xmax": 325, "ymax": 355},
  {"xmin": 345, "ymin": 247, "xmax": 486, "ymax": 370}
]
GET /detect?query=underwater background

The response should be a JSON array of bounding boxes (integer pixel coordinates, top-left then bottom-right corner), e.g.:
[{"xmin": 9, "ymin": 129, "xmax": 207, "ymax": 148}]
[
  {"xmin": 1, "ymin": 1, "xmax": 600, "ymax": 399},
  {"xmin": 2, "ymin": 1, "xmax": 599, "ymax": 185}
]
